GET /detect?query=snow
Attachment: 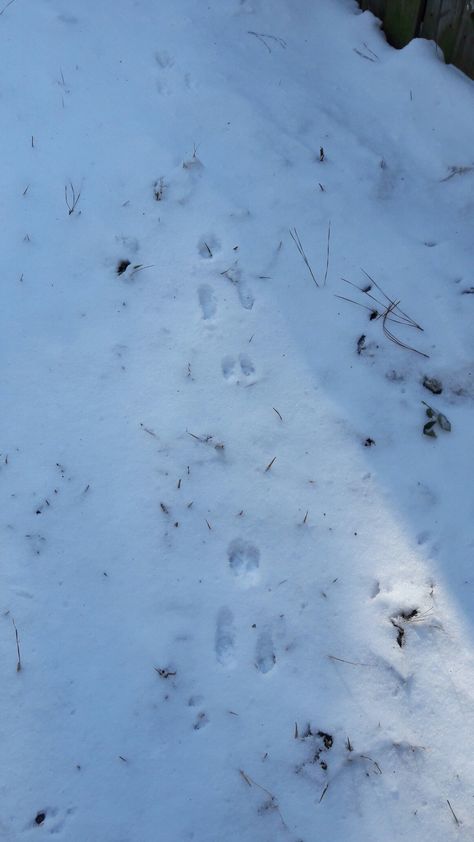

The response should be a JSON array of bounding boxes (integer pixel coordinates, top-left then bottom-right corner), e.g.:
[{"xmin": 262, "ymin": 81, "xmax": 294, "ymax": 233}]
[{"xmin": 1, "ymin": 0, "xmax": 474, "ymax": 839}]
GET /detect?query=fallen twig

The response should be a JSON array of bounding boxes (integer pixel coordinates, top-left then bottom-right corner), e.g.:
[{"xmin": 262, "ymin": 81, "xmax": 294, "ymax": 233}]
[
  {"xmin": 323, "ymin": 221, "xmax": 331, "ymax": 286},
  {"xmin": 12, "ymin": 617, "xmax": 21, "ymax": 672},
  {"xmin": 441, "ymin": 165, "xmax": 474, "ymax": 182},
  {"xmin": 328, "ymin": 654, "xmax": 373, "ymax": 667},
  {"xmin": 319, "ymin": 783, "xmax": 329, "ymax": 803},
  {"xmin": 186, "ymin": 431, "xmax": 224, "ymax": 451},
  {"xmin": 447, "ymin": 799, "xmax": 460, "ymax": 825},
  {"xmin": 140, "ymin": 423, "xmax": 157, "ymax": 438},
  {"xmin": 238, "ymin": 770, "xmax": 287, "ymax": 829}
]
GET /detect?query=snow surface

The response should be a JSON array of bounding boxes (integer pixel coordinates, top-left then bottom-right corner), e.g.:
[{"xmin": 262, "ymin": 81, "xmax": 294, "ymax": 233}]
[{"xmin": 2, "ymin": 0, "xmax": 474, "ymax": 839}]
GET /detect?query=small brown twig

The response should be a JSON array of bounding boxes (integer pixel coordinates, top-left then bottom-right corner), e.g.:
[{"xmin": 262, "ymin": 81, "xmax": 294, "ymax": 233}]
[
  {"xmin": 446, "ymin": 799, "xmax": 461, "ymax": 825},
  {"xmin": 447, "ymin": 799, "xmax": 460, "ymax": 825},
  {"xmin": 265, "ymin": 456, "xmax": 276, "ymax": 472},
  {"xmin": 186, "ymin": 430, "xmax": 224, "ymax": 451},
  {"xmin": 140, "ymin": 423, "xmax": 157, "ymax": 438},
  {"xmin": 319, "ymin": 783, "xmax": 329, "ymax": 802}
]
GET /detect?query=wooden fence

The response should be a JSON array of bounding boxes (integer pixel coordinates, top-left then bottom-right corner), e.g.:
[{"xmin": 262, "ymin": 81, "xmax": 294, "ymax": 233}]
[{"xmin": 359, "ymin": 0, "xmax": 474, "ymax": 79}]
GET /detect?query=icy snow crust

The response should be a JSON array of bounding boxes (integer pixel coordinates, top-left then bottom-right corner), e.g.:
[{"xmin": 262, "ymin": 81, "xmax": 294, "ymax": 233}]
[{"xmin": 1, "ymin": 0, "xmax": 474, "ymax": 839}]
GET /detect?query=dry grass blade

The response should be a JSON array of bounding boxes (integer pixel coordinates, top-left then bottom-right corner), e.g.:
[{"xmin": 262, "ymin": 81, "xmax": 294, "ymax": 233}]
[
  {"xmin": 447, "ymin": 799, "xmax": 460, "ymax": 825},
  {"xmin": 361, "ymin": 269, "xmax": 423, "ymax": 330},
  {"xmin": 360, "ymin": 754, "xmax": 382, "ymax": 774},
  {"xmin": 319, "ymin": 783, "xmax": 329, "ymax": 803},
  {"xmin": 335, "ymin": 294, "xmax": 376, "ymax": 314},
  {"xmin": 341, "ymin": 276, "xmax": 388, "ymax": 313},
  {"xmin": 239, "ymin": 769, "xmax": 252, "ymax": 787},
  {"xmin": 247, "ymin": 31, "xmax": 287, "ymax": 52},
  {"xmin": 441, "ymin": 165, "xmax": 474, "ymax": 182},
  {"xmin": 238, "ymin": 770, "xmax": 287, "ymax": 829},
  {"xmin": 339, "ymin": 270, "xmax": 428, "ymax": 357},
  {"xmin": 289, "ymin": 228, "xmax": 319, "ymax": 287},
  {"xmin": 328, "ymin": 654, "xmax": 373, "ymax": 667},
  {"xmin": 354, "ymin": 48, "xmax": 376, "ymax": 62},
  {"xmin": 65, "ymin": 182, "xmax": 81, "ymax": 215},
  {"xmin": 12, "ymin": 618, "xmax": 21, "ymax": 672},
  {"xmin": 382, "ymin": 304, "xmax": 429, "ymax": 358},
  {"xmin": 0, "ymin": 0, "xmax": 16, "ymax": 15},
  {"xmin": 323, "ymin": 221, "xmax": 331, "ymax": 286}
]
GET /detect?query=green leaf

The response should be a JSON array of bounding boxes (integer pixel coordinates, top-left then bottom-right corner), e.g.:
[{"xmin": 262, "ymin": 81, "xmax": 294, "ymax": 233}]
[
  {"xmin": 423, "ymin": 421, "xmax": 437, "ymax": 437},
  {"xmin": 437, "ymin": 413, "xmax": 451, "ymax": 432},
  {"xmin": 425, "ymin": 407, "xmax": 434, "ymax": 418}
]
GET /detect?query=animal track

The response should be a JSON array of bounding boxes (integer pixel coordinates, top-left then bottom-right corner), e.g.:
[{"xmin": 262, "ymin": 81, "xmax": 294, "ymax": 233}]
[
  {"xmin": 188, "ymin": 694, "xmax": 204, "ymax": 708},
  {"xmin": 197, "ymin": 235, "xmax": 221, "ymax": 258},
  {"xmin": 193, "ymin": 711, "xmax": 209, "ymax": 730},
  {"xmin": 255, "ymin": 629, "xmax": 276, "ymax": 673},
  {"xmin": 215, "ymin": 607, "xmax": 236, "ymax": 666},
  {"xmin": 227, "ymin": 539, "xmax": 260, "ymax": 583},
  {"xmin": 221, "ymin": 264, "xmax": 255, "ymax": 310},
  {"xmin": 155, "ymin": 51, "xmax": 174, "ymax": 95},
  {"xmin": 221, "ymin": 354, "xmax": 256, "ymax": 383},
  {"xmin": 198, "ymin": 284, "xmax": 217, "ymax": 320},
  {"xmin": 155, "ymin": 50, "xmax": 174, "ymax": 69},
  {"xmin": 239, "ymin": 354, "xmax": 255, "ymax": 376},
  {"xmin": 222, "ymin": 356, "xmax": 236, "ymax": 380},
  {"xmin": 237, "ymin": 281, "xmax": 255, "ymax": 310}
]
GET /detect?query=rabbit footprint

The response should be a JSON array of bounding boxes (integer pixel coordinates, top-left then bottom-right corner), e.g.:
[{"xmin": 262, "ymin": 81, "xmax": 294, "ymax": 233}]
[
  {"xmin": 215, "ymin": 608, "xmax": 236, "ymax": 667},
  {"xmin": 255, "ymin": 629, "xmax": 276, "ymax": 674},
  {"xmin": 198, "ymin": 285, "xmax": 217, "ymax": 320},
  {"xmin": 221, "ymin": 354, "xmax": 256, "ymax": 383},
  {"xmin": 228, "ymin": 539, "xmax": 260, "ymax": 584}
]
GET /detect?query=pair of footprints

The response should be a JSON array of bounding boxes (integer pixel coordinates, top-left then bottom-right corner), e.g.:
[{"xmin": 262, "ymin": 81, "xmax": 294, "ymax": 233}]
[
  {"xmin": 188, "ymin": 695, "xmax": 209, "ymax": 731},
  {"xmin": 155, "ymin": 50, "xmax": 195, "ymax": 95},
  {"xmin": 222, "ymin": 353, "xmax": 256, "ymax": 384},
  {"xmin": 215, "ymin": 608, "xmax": 277, "ymax": 674},
  {"xmin": 198, "ymin": 282, "xmax": 255, "ymax": 320},
  {"xmin": 216, "ymin": 539, "xmax": 276, "ymax": 673}
]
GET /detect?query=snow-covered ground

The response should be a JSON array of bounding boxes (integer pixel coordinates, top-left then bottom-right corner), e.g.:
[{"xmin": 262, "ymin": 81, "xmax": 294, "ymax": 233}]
[{"xmin": 2, "ymin": 0, "xmax": 474, "ymax": 839}]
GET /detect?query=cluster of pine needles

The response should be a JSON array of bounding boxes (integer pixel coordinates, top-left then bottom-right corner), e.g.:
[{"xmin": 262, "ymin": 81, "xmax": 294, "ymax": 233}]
[{"xmin": 336, "ymin": 269, "xmax": 428, "ymax": 358}]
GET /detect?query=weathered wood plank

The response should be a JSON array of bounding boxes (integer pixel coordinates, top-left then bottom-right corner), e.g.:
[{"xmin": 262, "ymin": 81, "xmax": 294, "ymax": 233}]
[
  {"xmin": 384, "ymin": 0, "xmax": 424, "ymax": 47},
  {"xmin": 359, "ymin": 0, "xmax": 474, "ymax": 79}
]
